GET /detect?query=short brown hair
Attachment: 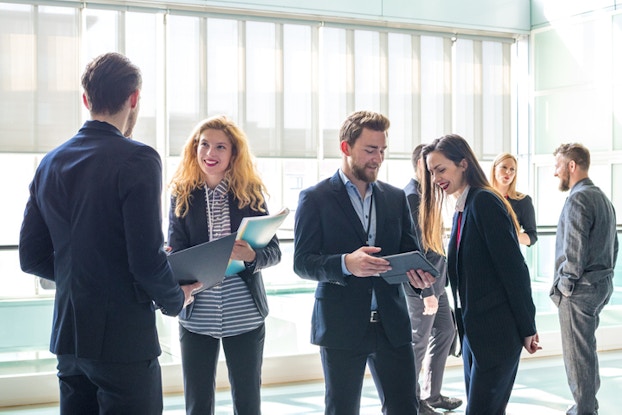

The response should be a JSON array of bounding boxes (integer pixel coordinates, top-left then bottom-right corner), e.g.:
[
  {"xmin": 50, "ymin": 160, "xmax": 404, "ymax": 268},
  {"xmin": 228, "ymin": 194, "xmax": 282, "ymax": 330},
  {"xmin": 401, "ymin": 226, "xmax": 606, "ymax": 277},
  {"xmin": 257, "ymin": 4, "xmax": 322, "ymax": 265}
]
[
  {"xmin": 553, "ymin": 143, "xmax": 590, "ymax": 170},
  {"xmin": 81, "ymin": 52, "xmax": 142, "ymax": 115},
  {"xmin": 339, "ymin": 111, "xmax": 390, "ymax": 146}
]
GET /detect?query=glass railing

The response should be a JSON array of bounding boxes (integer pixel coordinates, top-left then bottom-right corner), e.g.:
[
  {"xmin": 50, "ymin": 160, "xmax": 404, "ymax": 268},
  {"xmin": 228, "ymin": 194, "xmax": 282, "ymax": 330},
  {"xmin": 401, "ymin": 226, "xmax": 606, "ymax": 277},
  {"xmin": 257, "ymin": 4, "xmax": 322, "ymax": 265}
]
[{"xmin": 2, "ymin": 231, "xmax": 621, "ymax": 376}]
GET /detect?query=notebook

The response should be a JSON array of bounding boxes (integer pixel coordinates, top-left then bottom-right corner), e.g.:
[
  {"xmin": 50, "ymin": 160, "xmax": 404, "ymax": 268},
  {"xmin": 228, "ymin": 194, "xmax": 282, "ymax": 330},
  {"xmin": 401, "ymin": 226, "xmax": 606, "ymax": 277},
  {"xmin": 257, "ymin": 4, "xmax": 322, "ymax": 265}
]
[{"xmin": 167, "ymin": 233, "xmax": 237, "ymax": 289}]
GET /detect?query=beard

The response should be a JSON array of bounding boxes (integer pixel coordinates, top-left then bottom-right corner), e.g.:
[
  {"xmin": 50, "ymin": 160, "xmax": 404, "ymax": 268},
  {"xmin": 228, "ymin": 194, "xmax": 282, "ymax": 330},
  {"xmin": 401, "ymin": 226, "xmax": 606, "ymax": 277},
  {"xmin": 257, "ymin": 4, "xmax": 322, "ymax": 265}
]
[
  {"xmin": 123, "ymin": 107, "xmax": 138, "ymax": 138},
  {"xmin": 558, "ymin": 173, "xmax": 570, "ymax": 192},
  {"xmin": 351, "ymin": 162, "xmax": 379, "ymax": 183}
]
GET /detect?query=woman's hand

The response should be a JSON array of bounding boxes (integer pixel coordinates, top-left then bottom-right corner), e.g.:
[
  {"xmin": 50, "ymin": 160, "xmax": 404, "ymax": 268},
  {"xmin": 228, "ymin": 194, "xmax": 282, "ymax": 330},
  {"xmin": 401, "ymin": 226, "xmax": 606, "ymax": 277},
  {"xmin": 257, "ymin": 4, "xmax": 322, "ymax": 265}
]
[{"xmin": 230, "ymin": 239, "xmax": 256, "ymax": 263}]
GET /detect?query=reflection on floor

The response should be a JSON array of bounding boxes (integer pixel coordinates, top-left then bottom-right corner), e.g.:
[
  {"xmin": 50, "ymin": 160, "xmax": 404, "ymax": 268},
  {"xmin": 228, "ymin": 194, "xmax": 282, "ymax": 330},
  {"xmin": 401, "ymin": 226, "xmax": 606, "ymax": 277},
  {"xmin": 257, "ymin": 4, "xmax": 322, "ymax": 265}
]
[{"xmin": 1, "ymin": 350, "xmax": 620, "ymax": 414}]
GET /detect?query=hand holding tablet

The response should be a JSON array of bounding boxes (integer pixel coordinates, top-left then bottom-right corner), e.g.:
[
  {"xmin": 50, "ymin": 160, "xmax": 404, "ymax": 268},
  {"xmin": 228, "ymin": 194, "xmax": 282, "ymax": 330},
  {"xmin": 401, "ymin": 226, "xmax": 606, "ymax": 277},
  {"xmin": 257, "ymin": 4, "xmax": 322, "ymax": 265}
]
[{"xmin": 379, "ymin": 251, "xmax": 439, "ymax": 284}]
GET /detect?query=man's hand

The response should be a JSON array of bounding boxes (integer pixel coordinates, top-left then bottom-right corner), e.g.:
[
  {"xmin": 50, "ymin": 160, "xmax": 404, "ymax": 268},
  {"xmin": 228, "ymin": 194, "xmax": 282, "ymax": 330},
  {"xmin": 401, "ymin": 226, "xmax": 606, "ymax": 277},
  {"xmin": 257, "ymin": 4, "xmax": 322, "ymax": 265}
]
[
  {"xmin": 181, "ymin": 282, "xmax": 203, "ymax": 307},
  {"xmin": 523, "ymin": 333, "xmax": 542, "ymax": 354},
  {"xmin": 423, "ymin": 295, "xmax": 439, "ymax": 315},
  {"xmin": 344, "ymin": 246, "xmax": 391, "ymax": 277},
  {"xmin": 406, "ymin": 269, "xmax": 435, "ymax": 290}
]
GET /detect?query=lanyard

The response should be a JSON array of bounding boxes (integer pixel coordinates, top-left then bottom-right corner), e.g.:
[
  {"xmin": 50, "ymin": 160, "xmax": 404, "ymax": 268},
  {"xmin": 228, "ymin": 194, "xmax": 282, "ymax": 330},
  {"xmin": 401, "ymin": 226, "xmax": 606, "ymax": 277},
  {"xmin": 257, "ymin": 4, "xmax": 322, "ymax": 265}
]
[
  {"xmin": 365, "ymin": 193, "xmax": 374, "ymax": 246},
  {"xmin": 205, "ymin": 185, "xmax": 216, "ymax": 241}
]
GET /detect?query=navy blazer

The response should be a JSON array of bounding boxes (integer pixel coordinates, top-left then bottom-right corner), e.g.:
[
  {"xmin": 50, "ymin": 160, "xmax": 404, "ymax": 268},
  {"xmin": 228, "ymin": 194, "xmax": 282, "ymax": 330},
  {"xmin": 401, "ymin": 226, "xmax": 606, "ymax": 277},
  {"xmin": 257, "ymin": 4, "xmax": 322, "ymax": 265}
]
[
  {"xmin": 167, "ymin": 187, "xmax": 281, "ymax": 319},
  {"xmin": 447, "ymin": 187, "xmax": 536, "ymax": 370},
  {"xmin": 19, "ymin": 120, "xmax": 185, "ymax": 363},
  {"xmin": 293, "ymin": 171, "xmax": 420, "ymax": 349}
]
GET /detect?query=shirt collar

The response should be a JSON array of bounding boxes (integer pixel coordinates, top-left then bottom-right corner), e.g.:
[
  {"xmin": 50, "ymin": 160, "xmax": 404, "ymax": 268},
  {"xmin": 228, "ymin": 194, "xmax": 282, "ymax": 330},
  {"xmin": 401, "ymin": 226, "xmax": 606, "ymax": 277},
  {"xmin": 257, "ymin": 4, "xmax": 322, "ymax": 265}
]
[
  {"xmin": 338, "ymin": 169, "xmax": 374, "ymax": 195},
  {"xmin": 455, "ymin": 185, "xmax": 471, "ymax": 212},
  {"xmin": 205, "ymin": 178, "xmax": 229, "ymax": 198}
]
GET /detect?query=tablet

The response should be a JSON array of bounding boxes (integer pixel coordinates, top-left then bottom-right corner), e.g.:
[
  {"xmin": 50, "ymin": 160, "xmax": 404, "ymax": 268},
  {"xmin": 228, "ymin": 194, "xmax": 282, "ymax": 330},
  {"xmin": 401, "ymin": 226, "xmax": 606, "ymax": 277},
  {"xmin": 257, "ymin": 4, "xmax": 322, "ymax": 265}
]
[
  {"xmin": 379, "ymin": 250, "xmax": 439, "ymax": 284},
  {"xmin": 167, "ymin": 233, "xmax": 237, "ymax": 290}
]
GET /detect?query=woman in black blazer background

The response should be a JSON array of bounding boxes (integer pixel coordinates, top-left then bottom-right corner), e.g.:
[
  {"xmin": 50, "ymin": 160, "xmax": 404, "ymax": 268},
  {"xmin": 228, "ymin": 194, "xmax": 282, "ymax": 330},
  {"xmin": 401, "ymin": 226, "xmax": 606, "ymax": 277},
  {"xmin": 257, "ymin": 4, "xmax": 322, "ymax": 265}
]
[
  {"xmin": 168, "ymin": 115, "xmax": 281, "ymax": 415},
  {"xmin": 419, "ymin": 134, "xmax": 540, "ymax": 415},
  {"xmin": 490, "ymin": 152, "xmax": 538, "ymax": 247}
]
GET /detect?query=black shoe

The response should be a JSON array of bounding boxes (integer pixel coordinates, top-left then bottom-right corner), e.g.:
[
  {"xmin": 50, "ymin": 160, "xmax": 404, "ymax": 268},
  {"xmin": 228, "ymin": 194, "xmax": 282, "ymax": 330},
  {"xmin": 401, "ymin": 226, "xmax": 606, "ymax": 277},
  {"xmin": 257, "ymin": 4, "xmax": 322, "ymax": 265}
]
[
  {"xmin": 419, "ymin": 400, "xmax": 442, "ymax": 415},
  {"xmin": 424, "ymin": 395, "xmax": 463, "ymax": 411}
]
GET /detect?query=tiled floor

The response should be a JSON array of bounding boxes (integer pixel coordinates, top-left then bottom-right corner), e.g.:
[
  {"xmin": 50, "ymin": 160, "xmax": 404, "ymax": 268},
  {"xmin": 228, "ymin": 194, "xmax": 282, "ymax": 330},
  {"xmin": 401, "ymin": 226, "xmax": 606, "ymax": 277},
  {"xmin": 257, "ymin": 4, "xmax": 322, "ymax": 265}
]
[{"xmin": 1, "ymin": 350, "xmax": 620, "ymax": 414}]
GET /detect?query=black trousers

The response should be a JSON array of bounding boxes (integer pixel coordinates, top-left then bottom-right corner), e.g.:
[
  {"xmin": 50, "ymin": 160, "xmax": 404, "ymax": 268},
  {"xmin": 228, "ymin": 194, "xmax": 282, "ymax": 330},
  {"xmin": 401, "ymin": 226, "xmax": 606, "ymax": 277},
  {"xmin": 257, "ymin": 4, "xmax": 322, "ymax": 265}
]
[
  {"xmin": 462, "ymin": 334, "xmax": 521, "ymax": 415},
  {"xmin": 57, "ymin": 354, "xmax": 163, "ymax": 415},
  {"xmin": 179, "ymin": 323, "xmax": 265, "ymax": 415},
  {"xmin": 320, "ymin": 321, "xmax": 419, "ymax": 415}
]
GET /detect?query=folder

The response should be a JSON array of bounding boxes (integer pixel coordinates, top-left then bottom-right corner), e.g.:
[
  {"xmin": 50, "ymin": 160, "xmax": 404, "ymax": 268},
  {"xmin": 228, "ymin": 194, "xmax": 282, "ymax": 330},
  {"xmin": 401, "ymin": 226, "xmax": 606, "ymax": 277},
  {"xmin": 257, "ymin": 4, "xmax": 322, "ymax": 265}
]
[
  {"xmin": 379, "ymin": 250, "xmax": 439, "ymax": 284},
  {"xmin": 167, "ymin": 233, "xmax": 237, "ymax": 289},
  {"xmin": 225, "ymin": 207, "xmax": 290, "ymax": 276}
]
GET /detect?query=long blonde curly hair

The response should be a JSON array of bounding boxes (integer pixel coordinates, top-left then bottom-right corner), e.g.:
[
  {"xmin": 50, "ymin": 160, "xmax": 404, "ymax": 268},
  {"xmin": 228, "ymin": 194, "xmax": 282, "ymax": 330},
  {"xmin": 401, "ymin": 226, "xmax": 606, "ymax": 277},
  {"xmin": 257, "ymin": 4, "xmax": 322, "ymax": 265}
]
[{"xmin": 169, "ymin": 115, "xmax": 267, "ymax": 218}]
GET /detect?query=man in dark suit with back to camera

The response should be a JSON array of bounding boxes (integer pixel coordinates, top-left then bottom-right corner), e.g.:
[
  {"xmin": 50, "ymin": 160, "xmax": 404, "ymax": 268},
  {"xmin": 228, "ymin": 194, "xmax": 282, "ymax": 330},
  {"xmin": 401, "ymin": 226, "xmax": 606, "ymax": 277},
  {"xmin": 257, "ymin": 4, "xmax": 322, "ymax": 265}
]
[
  {"xmin": 19, "ymin": 52, "xmax": 201, "ymax": 414},
  {"xmin": 293, "ymin": 110, "xmax": 436, "ymax": 415}
]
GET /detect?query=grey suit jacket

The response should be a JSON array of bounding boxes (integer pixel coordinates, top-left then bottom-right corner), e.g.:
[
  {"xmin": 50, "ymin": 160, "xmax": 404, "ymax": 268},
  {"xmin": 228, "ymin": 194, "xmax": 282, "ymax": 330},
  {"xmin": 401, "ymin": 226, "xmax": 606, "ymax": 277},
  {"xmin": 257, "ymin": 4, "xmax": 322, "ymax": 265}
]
[
  {"xmin": 554, "ymin": 178, "xmax": 618, "ymax": 296},
  {"xmin": 403, "ymin": 178, "xmax": 447, "ymax": 299}
]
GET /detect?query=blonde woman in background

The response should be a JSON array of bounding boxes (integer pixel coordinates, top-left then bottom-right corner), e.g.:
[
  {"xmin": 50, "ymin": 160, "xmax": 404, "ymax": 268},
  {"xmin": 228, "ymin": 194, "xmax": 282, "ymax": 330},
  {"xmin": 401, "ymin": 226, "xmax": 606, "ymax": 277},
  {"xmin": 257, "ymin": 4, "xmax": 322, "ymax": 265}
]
[{"xmin": 490, "ymin": 152, "xmax": 538, "ymax": 247}]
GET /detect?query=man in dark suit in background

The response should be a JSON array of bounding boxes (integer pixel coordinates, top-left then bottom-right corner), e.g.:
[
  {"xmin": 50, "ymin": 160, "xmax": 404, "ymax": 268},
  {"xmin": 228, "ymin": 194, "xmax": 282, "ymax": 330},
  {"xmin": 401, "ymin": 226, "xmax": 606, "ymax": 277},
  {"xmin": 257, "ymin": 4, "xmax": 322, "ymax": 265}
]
[
  {"xmin": 19, "ymin": 52, "xmax": 200, "ymax": 414},
  {"xmin": 293, "ymin": 110, "xmax": 435, "ymax": 415},
  {"xmin": 404, "ymin": 145, "xmax": 462, "ymax": 415}
]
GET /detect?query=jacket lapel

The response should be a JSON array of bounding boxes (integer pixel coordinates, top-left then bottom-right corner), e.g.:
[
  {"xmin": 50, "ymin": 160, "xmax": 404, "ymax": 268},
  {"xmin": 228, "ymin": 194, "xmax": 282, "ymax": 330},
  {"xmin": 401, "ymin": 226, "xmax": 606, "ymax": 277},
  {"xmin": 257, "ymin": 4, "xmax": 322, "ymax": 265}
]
[{"xmin": 372, "ymin": 182, "xmax": 389, "ymax": 247}]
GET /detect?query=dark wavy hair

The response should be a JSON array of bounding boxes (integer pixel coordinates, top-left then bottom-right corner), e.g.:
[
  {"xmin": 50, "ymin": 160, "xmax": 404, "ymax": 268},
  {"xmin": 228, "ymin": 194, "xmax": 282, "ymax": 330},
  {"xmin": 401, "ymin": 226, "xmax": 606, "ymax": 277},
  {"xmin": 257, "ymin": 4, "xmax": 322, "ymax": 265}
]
[{"xmin": 419, "ymin": 134, "xmax": 519, "ymax": 254}]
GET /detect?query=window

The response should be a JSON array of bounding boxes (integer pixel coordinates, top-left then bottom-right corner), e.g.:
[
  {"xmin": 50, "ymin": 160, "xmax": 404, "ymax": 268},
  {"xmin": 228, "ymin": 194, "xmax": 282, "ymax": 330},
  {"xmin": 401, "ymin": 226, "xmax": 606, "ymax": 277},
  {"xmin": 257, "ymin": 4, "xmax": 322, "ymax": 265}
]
[
  {"xmin": 207, "ymin": 18, "xmax": 239, "ymax": 121},
  {"xmin": 167, "ymin": 14, "xmax": 202, "ymax": 154},
  {"xmin": 245, "ymin": 21, "xmax": 277, "ymax": 156},
  {"xmin": 283, "ymin": 24, "xmax": 314, "ymax": 157},
  {"xmin": 0, "ymin": 0, "xmax": 519, "ymax": 369}
]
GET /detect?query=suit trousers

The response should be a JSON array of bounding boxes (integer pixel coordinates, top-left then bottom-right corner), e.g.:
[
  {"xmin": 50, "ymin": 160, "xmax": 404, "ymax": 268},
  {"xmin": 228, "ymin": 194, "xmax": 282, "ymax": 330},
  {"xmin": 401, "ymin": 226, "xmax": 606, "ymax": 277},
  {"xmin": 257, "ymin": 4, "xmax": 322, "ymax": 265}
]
[
  {"xmin": 320, "ymin": 320, "xmax": 419, "ymax": 415},
  {"xmin": 552, "ymin": 276, "xmax": 613, "ymax": 415},
  {"xmin": 179, "ymin": 323, "xmax": 265, "ymax": 415},
  {"xmin": 407, "ymin": 290, "xmax": 455, "ymax": 401},
  {"xmin": 56, "ymin": 354, "xmax": 163, "ymax": 415},
  {"xmin": 461, "ymin": 335, "xmax": 521, "ymax": 415}
]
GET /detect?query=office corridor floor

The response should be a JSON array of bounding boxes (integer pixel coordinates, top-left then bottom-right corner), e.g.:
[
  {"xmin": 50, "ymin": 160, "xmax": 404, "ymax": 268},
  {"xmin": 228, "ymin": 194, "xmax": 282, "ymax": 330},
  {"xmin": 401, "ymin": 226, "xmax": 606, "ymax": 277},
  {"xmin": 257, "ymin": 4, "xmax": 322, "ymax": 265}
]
[{"xmin": 1, "ymin": 350, "xmax": 620, "ymax": 414}]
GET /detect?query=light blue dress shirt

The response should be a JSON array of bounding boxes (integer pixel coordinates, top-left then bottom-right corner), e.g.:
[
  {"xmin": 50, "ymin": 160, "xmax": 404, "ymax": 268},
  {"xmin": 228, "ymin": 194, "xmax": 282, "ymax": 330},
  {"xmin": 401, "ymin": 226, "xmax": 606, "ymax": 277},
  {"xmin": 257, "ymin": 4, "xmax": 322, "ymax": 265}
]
[{"xmin": 338, "ymin": 169, "xmax": 378, "ymax": 310}]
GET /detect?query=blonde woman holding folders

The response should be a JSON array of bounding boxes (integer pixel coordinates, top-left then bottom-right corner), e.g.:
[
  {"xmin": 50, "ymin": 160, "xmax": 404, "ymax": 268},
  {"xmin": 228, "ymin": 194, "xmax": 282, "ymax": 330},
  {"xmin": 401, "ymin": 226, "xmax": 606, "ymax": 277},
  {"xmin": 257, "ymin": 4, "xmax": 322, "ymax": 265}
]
[
  {"xmin": 168, "ymin": 115, "xmax": 281, "ymax": 415},
  {"xmin": 490, "ymin": 152, "xmax": 537, "ymax": 247}
]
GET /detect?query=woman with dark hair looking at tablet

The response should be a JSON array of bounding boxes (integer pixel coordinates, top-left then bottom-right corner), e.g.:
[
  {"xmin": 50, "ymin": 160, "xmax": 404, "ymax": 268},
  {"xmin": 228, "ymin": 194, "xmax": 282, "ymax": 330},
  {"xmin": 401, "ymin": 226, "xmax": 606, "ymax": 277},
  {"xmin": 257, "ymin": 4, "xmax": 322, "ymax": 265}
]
[{"xmin": 419, "ymin": 134, "xmax": 540, "ymax": 415}]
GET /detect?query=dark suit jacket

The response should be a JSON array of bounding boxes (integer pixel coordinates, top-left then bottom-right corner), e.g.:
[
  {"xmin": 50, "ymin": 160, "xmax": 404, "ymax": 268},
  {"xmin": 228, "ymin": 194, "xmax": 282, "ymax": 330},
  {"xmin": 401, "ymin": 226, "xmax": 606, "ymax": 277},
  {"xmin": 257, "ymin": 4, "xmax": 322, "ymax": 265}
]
[
  {"xmin": 508, "ymin": 195, "xmax": 538, "ymax": 246},
  {"xmin": 447, "ymin": 187, "xmax": 536, "ymax": 370},
  {"xmin": 167, "ymin": 187, "xmax": 281, "ymax": 319},
  {"xmin": 293, "ymin": 170, "xmax": 419, "ymax": 349},
  {"xmin": 19, "ymin": 120, "xmax": 185, "ymax": 363}
]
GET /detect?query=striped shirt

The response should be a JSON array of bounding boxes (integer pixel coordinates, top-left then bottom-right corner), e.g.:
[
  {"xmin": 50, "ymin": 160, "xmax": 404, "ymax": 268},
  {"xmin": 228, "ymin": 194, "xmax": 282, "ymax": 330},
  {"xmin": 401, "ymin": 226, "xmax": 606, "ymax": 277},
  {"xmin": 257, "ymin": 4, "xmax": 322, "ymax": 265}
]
[{"xmin": 179, "ymin": 181, "xmax": 263, "ymax": 338}]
